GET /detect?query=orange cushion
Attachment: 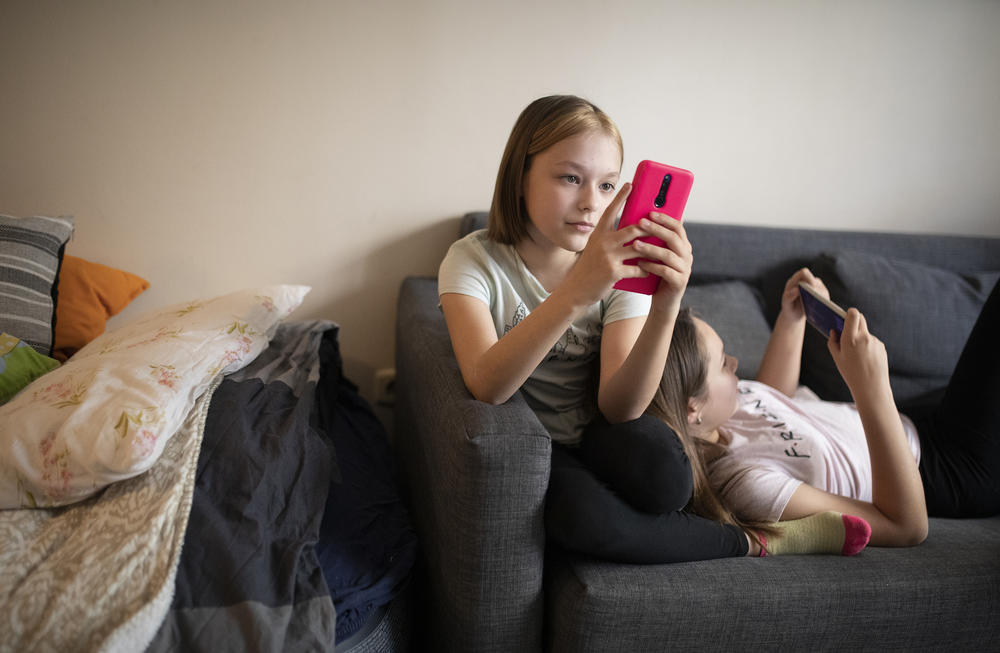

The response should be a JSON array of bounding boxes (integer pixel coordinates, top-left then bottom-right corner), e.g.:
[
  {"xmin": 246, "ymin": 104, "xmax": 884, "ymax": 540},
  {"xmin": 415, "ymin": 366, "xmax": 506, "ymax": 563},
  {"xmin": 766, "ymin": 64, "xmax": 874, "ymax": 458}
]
[{"xmin": 53, "ymin": 255, "xmax": 150, "ymax": 361}]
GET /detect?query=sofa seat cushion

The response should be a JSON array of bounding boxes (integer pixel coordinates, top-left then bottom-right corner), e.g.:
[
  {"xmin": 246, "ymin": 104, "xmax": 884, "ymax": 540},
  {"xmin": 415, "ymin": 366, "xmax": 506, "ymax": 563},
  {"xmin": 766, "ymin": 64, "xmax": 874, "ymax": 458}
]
[{"xmin": 545, "ymin": 516, "xmax": 1000, "ymax": 652}]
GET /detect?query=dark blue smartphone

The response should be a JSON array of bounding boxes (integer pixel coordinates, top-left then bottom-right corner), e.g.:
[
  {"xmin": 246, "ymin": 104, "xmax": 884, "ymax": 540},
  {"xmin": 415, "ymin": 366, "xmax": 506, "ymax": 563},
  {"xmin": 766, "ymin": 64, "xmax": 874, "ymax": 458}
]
[{"xmin": 798, "ymin": 282, "xmax": 846, "ymax": 338}]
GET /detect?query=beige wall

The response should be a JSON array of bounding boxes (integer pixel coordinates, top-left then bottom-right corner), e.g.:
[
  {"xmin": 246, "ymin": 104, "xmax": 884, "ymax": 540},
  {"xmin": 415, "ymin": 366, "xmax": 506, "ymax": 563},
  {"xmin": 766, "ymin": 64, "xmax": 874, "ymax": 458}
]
[{"xmin": 2, "ymin": 1, "xmax": 999, "ymax": 399}]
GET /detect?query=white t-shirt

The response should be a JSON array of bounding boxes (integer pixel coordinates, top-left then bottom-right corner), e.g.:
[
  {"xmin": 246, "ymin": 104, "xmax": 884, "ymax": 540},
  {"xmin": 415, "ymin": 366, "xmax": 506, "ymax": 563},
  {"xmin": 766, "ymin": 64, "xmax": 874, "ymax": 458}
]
[
  {"xmin": 709, "ymin": 380, "xmax": 922, "ymax": 522},
  {"xmin": 437, "ymin": 229, "xmax": 652, "ymax": 444}
]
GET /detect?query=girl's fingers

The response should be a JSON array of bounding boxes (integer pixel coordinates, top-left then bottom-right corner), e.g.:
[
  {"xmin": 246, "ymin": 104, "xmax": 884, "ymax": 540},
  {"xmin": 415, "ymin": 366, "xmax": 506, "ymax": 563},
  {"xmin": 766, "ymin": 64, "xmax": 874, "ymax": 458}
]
[
  {"xmin": 638, "ymin": 213, "xmax": 688, "ymax": 246},
  {"xmin": 636, "ymin": 250, "xmax": 691, "ymax": 279},
  {"xmin": 632, "ymin": 240, "xmax": 683, "ymax": 268},
  {"xmin": 610, "ymin": 219, "xmax": 675, "ymax": 249},
  {"xmin": 635, "ymin": 257, "xmax": 675, "ymax": 279},
  {"xmin": 619, "ymin": 266, "xmax": 650, "ymax": 280},
  {"xmin": 856, "ymin": 310, "xmax": 868, "ymax": 333},
  {"xmin": 629, "ymin": 221, "xmax": 691, "ymax": 260},
  {"xmin": 842, "ymin": 308, "xmax": 863, "ymax": 342},
  {"xmin": 613, "ymin": 223, "xmax": 648, "ymax": 246},
  {"xmin": 792, "ymin": 269, "xmax": 832, "ymax": 301},
  {"xmin": 636, "ymin": 264, "xmax": 688, "ymax": 293},
  {"xmin": 826, "ymin": 329, "xmax": 840, "ymax": 356},
  {"xmin": 631, "ymin": 236, "xmax": 692, "ymax": 267},
  {"xmin": 636, "ymin": 259, "xmax": 672, "ymax": 278}
]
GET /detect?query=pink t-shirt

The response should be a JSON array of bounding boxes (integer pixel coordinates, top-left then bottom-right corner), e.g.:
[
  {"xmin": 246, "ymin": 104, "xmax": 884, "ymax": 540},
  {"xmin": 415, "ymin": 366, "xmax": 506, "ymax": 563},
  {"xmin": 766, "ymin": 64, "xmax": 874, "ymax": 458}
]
[{"xmin": 708, "ymin": 380, "xmax": 921, "ymax": 522}]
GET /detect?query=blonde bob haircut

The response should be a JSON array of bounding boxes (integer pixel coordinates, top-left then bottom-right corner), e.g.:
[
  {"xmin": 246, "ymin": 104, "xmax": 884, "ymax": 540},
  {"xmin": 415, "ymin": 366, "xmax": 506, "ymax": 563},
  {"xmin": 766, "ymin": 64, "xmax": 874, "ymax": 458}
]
[{"xmin": 487, "ymin": 95, "xmax": 623, "ymax": 245}]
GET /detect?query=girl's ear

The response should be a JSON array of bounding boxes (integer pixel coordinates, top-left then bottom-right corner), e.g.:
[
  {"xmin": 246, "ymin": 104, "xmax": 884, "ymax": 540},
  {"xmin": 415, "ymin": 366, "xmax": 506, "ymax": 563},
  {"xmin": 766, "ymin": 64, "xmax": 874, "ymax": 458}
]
[{"xmin": 687, "ymin": 397, "xmax": 702, "ymax": 425}]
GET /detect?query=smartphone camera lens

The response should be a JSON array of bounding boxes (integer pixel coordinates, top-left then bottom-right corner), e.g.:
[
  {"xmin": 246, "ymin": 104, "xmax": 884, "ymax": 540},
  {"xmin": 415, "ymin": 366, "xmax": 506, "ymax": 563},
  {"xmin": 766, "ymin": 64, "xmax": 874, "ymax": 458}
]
[{"xmin": 654, "ymin": 174, "xmax": 672, "ymax": 208}]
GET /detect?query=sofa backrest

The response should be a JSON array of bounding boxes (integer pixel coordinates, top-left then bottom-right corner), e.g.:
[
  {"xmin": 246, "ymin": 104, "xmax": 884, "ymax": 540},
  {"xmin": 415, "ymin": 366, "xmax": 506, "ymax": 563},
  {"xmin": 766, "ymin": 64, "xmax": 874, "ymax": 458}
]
[
  {"xmin": 459, "ymin": 211, "xmax": 1000, "ymax": 403},
  {"xmin": 461, "ymin": 211, "xmax": 1000, "ymax": 278}
]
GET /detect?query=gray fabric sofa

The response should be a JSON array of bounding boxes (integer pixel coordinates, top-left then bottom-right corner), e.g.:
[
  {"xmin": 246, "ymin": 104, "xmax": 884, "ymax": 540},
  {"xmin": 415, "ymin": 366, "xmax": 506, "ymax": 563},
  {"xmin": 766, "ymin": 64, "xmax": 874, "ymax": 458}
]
[{"xmin": 394, "ymin": 212, "xmax": 1000, "ymax": 652}]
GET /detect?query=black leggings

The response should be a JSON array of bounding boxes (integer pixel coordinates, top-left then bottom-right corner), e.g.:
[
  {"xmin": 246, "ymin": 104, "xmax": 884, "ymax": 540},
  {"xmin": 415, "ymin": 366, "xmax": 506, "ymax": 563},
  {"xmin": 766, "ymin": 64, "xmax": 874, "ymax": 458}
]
[
  {"xmin": 911, "ymin": 280, "xmax": 1000, "ymax": 518},
  {"xmin": 545, "ymin": 414, "xmax": 748, "ymax": 564}
]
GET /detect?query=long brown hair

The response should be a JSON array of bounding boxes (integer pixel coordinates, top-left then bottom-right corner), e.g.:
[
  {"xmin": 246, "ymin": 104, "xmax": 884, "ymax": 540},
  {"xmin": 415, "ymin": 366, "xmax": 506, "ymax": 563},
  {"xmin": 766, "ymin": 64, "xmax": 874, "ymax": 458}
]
[
  {"xmin": 487, "ymin": 95, "xmax": 623, "ymax": 245},
  {"xmin": 647, "ymin": 308, "xmax": 777, "ymax": 545}
]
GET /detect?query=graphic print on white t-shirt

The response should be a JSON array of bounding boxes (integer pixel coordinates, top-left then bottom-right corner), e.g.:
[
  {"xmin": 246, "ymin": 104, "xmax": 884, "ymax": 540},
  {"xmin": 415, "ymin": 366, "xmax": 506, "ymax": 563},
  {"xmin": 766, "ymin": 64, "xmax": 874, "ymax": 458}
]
[
  {"xmin": 711, "ymin": 381, "xmax": 870, "ymax": 522},
  {"xmin": 709, "ymin": 380, "xmax": 922, "ymax": 523}
]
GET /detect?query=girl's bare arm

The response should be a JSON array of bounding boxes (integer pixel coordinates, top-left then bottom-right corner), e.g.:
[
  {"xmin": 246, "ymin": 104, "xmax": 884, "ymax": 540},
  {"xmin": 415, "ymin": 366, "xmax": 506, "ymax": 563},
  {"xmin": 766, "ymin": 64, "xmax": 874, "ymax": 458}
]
[{"xmin": 782, "ymin": 309, "xmax": 927, "ymax": 547}]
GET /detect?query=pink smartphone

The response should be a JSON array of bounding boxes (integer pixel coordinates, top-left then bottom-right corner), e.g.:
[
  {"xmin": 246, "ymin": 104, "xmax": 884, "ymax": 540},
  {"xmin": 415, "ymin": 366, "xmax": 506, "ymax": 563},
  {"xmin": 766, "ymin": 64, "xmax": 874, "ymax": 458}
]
[{"xmin": 613, "ymin": 160, "xmax": 694, "ymax": 294}]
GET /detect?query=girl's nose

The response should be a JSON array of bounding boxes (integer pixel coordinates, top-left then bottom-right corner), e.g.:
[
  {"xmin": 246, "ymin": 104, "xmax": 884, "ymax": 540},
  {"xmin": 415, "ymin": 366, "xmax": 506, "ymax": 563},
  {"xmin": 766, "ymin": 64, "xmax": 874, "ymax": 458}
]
[{"xmin": 578, "ymin": 184, "xmax": 599, "ymax": 212}]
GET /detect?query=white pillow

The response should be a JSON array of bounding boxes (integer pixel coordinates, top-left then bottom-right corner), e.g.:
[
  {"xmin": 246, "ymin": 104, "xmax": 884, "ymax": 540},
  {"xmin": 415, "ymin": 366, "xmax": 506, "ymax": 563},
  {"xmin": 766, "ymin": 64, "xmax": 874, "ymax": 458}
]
[{"xmin": 0, "ymin": 284, "xmax": 310, "ymax": 508}]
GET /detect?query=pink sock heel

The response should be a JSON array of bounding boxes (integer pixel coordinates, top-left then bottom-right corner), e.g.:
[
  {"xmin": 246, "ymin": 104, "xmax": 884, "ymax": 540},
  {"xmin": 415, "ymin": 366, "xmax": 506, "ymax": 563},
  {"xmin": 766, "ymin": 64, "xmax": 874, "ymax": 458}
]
[{"xmin": 841, "ymin": 514, "xmax": 872, "ymax": 556}]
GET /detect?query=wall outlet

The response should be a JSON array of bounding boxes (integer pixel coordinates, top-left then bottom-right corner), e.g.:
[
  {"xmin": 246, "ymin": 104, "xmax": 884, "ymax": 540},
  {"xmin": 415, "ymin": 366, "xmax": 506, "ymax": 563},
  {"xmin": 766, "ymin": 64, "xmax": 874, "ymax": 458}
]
[{"xmin": 373, "ymin": 368, "xmax": 396, "ymax": 406}]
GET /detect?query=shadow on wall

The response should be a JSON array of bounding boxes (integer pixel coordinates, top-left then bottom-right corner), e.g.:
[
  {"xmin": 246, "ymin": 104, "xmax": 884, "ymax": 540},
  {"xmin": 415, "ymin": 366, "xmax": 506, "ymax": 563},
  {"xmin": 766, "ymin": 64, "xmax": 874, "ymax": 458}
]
[{"xmin": 321, "ymin": 214, "xmax": 463, "ymax": 405}]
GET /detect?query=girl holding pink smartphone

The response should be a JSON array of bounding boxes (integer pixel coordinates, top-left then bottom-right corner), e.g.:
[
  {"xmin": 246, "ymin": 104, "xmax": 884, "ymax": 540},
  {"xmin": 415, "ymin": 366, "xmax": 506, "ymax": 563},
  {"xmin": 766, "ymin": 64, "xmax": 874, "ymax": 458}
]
[{"xmin": 437, "ymin": 95, "xmax": 870, "ymax": 561}]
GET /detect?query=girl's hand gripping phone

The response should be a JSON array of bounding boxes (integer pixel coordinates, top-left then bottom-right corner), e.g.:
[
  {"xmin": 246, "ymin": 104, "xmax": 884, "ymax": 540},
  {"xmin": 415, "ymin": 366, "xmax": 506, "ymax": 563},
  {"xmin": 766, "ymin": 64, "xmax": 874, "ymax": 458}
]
[{"xmin": 613, "ymin": 160, "xmax": 694, "ymax": 295}]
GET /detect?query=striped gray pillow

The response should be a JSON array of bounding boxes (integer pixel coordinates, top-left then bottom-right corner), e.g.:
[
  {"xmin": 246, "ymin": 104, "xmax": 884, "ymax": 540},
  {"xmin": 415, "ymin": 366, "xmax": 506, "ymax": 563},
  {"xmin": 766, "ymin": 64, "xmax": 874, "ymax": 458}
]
[{"xmin": 0, "ymin": 215, "xmax": 75, "ymax": 356}]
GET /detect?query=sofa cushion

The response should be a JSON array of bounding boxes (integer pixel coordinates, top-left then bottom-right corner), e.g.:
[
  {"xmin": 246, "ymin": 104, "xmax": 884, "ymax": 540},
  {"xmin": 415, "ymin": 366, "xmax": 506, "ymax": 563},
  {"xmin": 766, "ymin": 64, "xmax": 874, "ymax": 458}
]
[
  {"xmin": 52, "ymin": 255, "xmax": 150, "ymax": 362},
  {"xmin": 802, "ymin": 250, "xmax": 998, "ymax": 403},
  {"xmin": 545, "ymin": 516, "xmax": 1000, "ymax": 652},
  {"xmin": 683, "ymin": 281, "xmax": 772, "ymax": 379},
  {"xmin": 0, "ymin": 215, "xmax": 75, "ymax": 356}
]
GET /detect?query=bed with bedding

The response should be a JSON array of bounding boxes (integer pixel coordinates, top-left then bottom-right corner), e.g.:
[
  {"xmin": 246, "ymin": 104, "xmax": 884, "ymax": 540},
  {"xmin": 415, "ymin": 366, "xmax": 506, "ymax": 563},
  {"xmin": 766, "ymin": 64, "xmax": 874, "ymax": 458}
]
[{"xmin": 0, "ymin": 214, "xmax": 415, "ymax": 652}]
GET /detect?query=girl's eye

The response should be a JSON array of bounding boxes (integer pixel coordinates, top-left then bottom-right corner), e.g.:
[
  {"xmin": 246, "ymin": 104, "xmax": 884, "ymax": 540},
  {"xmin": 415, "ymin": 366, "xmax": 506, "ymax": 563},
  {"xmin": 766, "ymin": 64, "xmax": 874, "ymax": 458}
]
[
  {"xmin": 562, "ymin": 175, "xmax": 580, "ymax": 184},
  {"xmin": 600, "ymin": 182, "xmax": 616, "ymax": 192}
]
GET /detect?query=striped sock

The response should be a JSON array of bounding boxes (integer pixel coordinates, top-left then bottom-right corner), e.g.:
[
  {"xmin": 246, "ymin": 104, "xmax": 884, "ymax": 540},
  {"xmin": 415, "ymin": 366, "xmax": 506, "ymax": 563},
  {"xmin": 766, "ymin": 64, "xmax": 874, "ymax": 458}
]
[{"xmin": 761, "ymin": 512, "xmax": 871, "ymax": 556}]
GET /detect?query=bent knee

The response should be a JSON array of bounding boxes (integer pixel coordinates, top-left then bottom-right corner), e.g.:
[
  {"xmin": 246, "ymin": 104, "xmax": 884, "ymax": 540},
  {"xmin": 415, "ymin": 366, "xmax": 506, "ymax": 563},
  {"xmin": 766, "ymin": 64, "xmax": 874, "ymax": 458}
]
[{"xmin": 628, "ymin": 419, "xmax": 694, "ymax": 512}]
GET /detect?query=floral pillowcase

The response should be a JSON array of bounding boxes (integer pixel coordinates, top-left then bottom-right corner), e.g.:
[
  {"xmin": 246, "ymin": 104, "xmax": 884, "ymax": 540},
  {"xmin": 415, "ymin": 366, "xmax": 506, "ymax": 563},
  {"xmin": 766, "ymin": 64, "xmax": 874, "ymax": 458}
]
[{"xmin": 0, "ymin": 284, "xmax": 310, "ymax": 509}]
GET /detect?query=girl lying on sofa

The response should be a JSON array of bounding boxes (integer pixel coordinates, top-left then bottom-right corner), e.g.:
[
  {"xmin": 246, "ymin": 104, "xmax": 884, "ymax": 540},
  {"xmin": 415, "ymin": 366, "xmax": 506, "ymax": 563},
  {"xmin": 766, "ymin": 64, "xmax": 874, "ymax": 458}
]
[{"xmin": 650, "ymin": 269, "xmax": 1000, "ymax": 547}]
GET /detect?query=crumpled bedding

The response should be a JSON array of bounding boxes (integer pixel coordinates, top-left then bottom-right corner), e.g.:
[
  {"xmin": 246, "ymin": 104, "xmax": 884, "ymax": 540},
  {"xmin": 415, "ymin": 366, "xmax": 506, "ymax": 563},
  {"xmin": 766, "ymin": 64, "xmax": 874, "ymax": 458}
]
[
  {"xmin": 149, "ymin": 320, "xmax": 340, "ymax": 651},
  {"xmin": 1, "ymin": 320, "xmax": 415, "ymax": 652},
  {"xmin": 0, "ymin": 376, "xmax": 219, "ymax": 653}
]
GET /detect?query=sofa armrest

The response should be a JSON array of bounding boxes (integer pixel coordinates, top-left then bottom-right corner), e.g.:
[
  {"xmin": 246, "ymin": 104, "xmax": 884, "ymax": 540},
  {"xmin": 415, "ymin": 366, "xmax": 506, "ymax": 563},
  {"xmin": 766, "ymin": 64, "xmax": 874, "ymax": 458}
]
[{"xmin": 395, "ymin": 276, "xmax": 551, "ymax": 653}]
